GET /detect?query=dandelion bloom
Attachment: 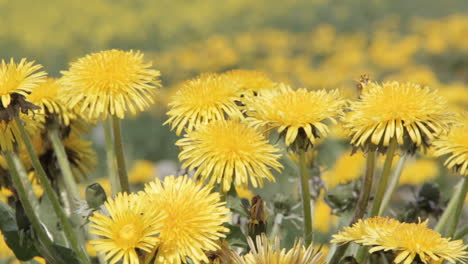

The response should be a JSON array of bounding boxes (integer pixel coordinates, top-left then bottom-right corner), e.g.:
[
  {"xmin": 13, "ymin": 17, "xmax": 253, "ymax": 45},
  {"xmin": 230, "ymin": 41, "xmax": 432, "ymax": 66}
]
[
  {"xmin": 0, "ymin": 58, "xmax": 46, "ymax": 108},
  {"xmin": 27, "ymin": 78, "xmax": 75, "ymax": 125},
  {"xmin": 144, "ymin": 175, "xmax": 230, "ymax": 264},
  {"xmin": 176, "ymin": 119, "xmax": 283, "ymax": 191},
  {"xmin": 0, "ymin": 114, "xmax": 43, "ymax": 151},
  {"xmin": 61, "ymin": 49, "xmax": 161, "ymax": 120},
  {"xmin": 62, "ymin": 131, "xmax": 97, "ymax": 179},
  {"xmin": 332, "ymin": 217, "xmax": 468, "ymax": 264},
  {"xmin": 343, "ymin": 81, "xmax": 452, "ymax": 153},
  {"xmin": 246, "ymin": 84, "xmax": 344, "ymax": 150},
  {"xmin": 322, "ymin": 151, "xmax": 366, "ymax": 188},
  {"xmin": 89, "ymin": 192, "xmax": 165, "ymax": 264},
  {"xmin": 433, "ymin": 117, "xmax": 468, "ymax": 175},
  {"xmin": 165, "ymin": 73, "xmax": 243, "ymax": 135},
  {"xmin": 234, "ymin": 234, "xmax": 325, "ymax": 264},
  {"xmin": 399, "ymin": 158, "xmax": 439, "ymax": 185}
]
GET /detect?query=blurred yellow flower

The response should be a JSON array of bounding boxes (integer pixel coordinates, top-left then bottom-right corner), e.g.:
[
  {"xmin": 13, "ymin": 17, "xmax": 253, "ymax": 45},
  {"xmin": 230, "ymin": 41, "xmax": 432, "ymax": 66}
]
[
  {"xmin": 433, "ymin": 117, "xmax": 468, "ymax": 175},
  {"xmin": 246, "ymin": 84, "xmax": 344, "ymax": 149},
  {"xmin": 235, "ymin": 184, "xmax": 254, "ymax": 200},
  {"xmin": 399, "ymin": 158, "xmax": 439, "ymax": 185},
  {"xmin": 177, "ymin": 119, "xmax": 283, "ymax": 191},
  {"xmin": 144, "ymin": 175, "xmax": 230, "ymax": 264},
  {"xmin": 129, "ymin": 160, "xmax": 156, "ymax": 184},
  {"xmin": 165, "ymin": 73, "xmax": 243, "ymax": 135},
  {"xmin": 313, "ymin": 197, "xmax": 338, "ymax": 233},
  {"xmin": 221, "ymin": 69, "xmax": 275, "ymax": 94},
  {"xmin": 90, "ymin": 192, "xmax": 165, "ymax": 264},
  {"xmin": 332, "ymin": 217, "xmax": 468, "ymax": 264},
  {"xmin": 61, "ymin": 49, "xmax": 161, "ymax": 120},
  {"xmin": 343, "ymin": 81, "xmax": 452, "ymax": 153},
  {"xmin": 0, "ymin": 58, "xmax": 46, "ymax": 108},
  {"xmin": 322, "ymin": 151, "xmax": 365, "ymax": 189}
]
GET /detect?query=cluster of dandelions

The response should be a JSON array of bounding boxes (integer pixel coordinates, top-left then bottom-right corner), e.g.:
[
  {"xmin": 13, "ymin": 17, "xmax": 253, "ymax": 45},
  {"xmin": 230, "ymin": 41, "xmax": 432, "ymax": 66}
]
[{"xmin": 0, "ymin": 48, "xmax": 467, "ymax": 264}]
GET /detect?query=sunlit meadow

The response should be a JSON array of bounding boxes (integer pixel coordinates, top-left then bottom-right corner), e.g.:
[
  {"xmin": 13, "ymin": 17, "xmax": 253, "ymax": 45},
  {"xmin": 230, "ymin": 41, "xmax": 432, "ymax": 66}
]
[{"xmin": 0, "ymin": 0, "xmax": 467, "ymax": 263}]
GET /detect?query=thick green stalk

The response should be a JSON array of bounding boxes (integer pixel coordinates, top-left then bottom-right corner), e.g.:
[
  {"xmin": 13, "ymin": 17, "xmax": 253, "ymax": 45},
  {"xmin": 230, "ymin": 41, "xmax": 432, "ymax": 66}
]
[
  {"xmin": 103, "ymin": 120, "xmax": 119, "ymax": 195},
  {"xmin": 435, "ymin": 176, "xmax": 466, "ymax": 234},
  {"xmin": 446, "ymin": 176, "xmax": 468, "ymax": 237},
  {"xmin": 12, "ymin": 153, "xmax": 40, "ymax": 208},
  {"xmin": 111, "ymin": 115, "xmax": 130, "ymax": 193},
  {"xmin": 4, "ymin": 151, "xmax": 57, "ymax": 264},
  {"xmin": 48, "ymin": 127, "xmax": 81, "ymax": 201},
  {"xmin": 329, "ymin": 150, "xmax": 376, "ymax": 263},
  {"xmin": 14, "ymin": 116, "xmax": 90, "ymax": 264},
  {"xmin": 299, "ymin": 150, "xmax": 313, "ymax": 245},
  {"xmin": 379, "ymin": 154, "xmax": 408, "ymax": 215},
  {"xmin": 370, "ymin": 137, "xmax": 398, "ymax": 217}
]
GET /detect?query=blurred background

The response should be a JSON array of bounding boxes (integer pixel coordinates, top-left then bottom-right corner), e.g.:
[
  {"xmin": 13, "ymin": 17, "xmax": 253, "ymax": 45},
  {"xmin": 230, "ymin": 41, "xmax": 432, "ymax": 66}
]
[{"xmin": 1, "ymin": 0, "xmax": 467, "ymax": 256}]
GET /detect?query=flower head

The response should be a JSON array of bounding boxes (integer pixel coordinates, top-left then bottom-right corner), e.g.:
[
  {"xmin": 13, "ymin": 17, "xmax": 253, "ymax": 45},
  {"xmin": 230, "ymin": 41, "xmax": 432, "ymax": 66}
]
[
  {"xmin": 234, "ymin": 234, "xmax": 325, "ymax": 264},
  {"xmin": 89, "ymin": 192, "xmax": 165, "ymax": 264},
  {"xmin": 129, "ymin": 160, "xmax": 156, "ymax": 184},
  {"xmin": 322, "ymin": 151, "xmax": 366, "ymax": 188},
  {"xmin": 246, "ymin": 84, "xmax": 345, "ymax": 150},
  {"xmin": 399, "ymin": 158, "xmax": 439, "ymax": 185},
  {"xmin": 332, "ymin": 217, "xmax": 468, "ymax": 264},
  {"xmin": 27, "ymin": 78, "xmax": 75, "ymax": 125},
  {"xmin": 62, "ymin": 132, "xmax": 97, "ymax": 180},
  {"xmin": 343, "ymin": 81, "xmax": 453, "ymax": 154},
  {"xmin": 165, "ymin": 73, "xmax": 243, "ymax": 135},
  {"xmin": 176, "ymin": 119, "xmax": 283, "ymax": 191},
  {"xmin": 0, "ymin": 114, "xmax": 43, "ymax": 152},
  {"xmin": 144, "ymin": 175, "xmax": 230, "ymax": 264},
  {"xmin": 0, "ymin": 58, "xmax": 46, "ymax": 109},
  {"xmin": 61, "ymin": 49, "xmax": 160, "ymax": 120},
  {"xmin": 433, "ymin": 117, "xmax": 468, "ymax": 175}
]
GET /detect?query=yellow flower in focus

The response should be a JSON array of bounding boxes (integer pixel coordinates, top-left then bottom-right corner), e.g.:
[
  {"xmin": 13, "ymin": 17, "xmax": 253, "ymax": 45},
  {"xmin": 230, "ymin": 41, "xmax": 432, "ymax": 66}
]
[
  {"xmin": 433, "ymin": 117, "xmax": 468, "ymax": 175},
  {"xmin": 165, "ymin": 73, "xmax": 243, "ymax": 135},
  {"xmin": 332, "ymin": 217, "xmax": 468, "ymax": 264},
  {"xmin": 177, "ymin": 119, "xmax": 283, "ymax": 191},
  {"xmin": 237, "ymin": 234, "xmax": 325, "ymax": 264},
  {"xmin": 246, "ymin": 84, "xmax": 344, "ymax": 149},
  {"xmin": 0, "ymin": 58, "xmax": 46, "ymax": 108},
  {"xmin": 221, "ymin": 69, "xmax": 275, "ymax": 93},
  {"xmin": 144, "ymin": 175, "xmax": 230, "ymax": 264},
  {"xmin": 89, "ymin": 192, "xmax": 165, "ymax": 264},
  {"xmin": 313, "ymin": 197, "xmax": 338, "ymax": 233},
  {"xmin": 322, "ymin": 151, "xmax": 365, "ymax": 189},
  {"xmin": 27, "ymin": 78, "xmax": 75, "ymax": 125},
  {"xmin": 129, "ymin": 160, "xmax": 156, "ymax": 184},
  {"xmin": 399, "ymin": 158, "xmax": 439, "ymax": 185},
  {"xmin": 343, "ymin": 81, "xmax": 452, "ymax": 153},
  {"xmin": 0, "ymin": 114, "xmax": 43, "ymax": 151},
  {"xmin": 61, "ymin": 49, "xmax": 161, "ymax": 120}
]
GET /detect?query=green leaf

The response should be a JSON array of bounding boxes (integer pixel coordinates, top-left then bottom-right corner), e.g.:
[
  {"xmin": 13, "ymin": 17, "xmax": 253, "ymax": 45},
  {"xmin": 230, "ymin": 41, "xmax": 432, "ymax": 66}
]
[
  {"xmin": 225, "ymin": 223, "xmax": 247, "ymax": 248},
  {"xmin": 52, "ymin": 244, "xmax": 81, "ymax": 264},
  {"xmin": 0, "ymin": 201, "xmax": 39, "ymax": 261}
]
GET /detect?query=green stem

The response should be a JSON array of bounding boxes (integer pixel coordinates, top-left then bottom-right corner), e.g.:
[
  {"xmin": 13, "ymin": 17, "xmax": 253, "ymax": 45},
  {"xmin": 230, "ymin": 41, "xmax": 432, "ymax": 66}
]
[
  {"xmin": 370, "ymin": 137, "xmax": 398, "ymax": 217},
  {"xmin": 14, "ymin": 116, "xmax": 90, "ymax": 264},
  {"xmin": 299, "ymin": 150, "xmax": 313, "ymax": 245},
  {"xmin": 111, "ymin": 115, "xmax": 129, "ymax": 193},
  {"xmin": 48, "ymin": 126, "xmax": 81, "ymax": 201},
  {"xmin": 11, "ymin": 153, "xmax": 40, "ymax": 209},
  {"xmin": 435, "ymin": 176, "xmax": 466, "ymax": 234},
  {"xmin": 379, "ymin": 154, "xmax": 408, "ymax": 215},
  {"xmin": 103, "ymin": 120, "xmax": 119, "ymax": 195},
  {"xmin": 446, "ymin": 176, "xmax": 468, "ymax": 238},
  {"xmin": 454, "ymin": 222, "xmax": 468, "ymax": 240},
  {"xmin": 4, "ymin": 151, "xmax": 57, "ymax": 264},
  {"xmin": 329, "ymin": 151, "xmax": 376, "ymax": 264}
]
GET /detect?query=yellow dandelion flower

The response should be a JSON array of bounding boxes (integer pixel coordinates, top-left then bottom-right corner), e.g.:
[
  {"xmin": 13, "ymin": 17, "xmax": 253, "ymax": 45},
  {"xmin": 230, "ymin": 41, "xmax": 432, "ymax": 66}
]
[
  {"xmin": 26, "ymin": 78, "xmax": 75, "ymax": 125},
  {"xmin": 0, "ymin": 231, "xmax": 13, "ymax": 258},
  {"xmin": 61, "ymin": 49, "xmax": 161, "ymax": 120},
  {"xmin": 0, "ymin": 58, "xmax": 46, "ymax": 108},
  {"xmin": 235, "ymin": 184, "xmax": 255, "ymax": 200},
  {"xmin": 332, "ymin": 217, "xmax": 468, "ymax": 264},
  {"xmin": 129, "ymin": 160, "xmax": 156, "ymax": 184},
  {"xmin": 322, "ymin": 151, "xmax": 366, "ymax": 189},
  {"xmin": 246, "ymin": 84, "xmax": 345, "ymax": 149},
  {"xmin": 89, "ymin": 192, "xmax": 165, "ymax": 264},
  {"xmin": 221, "ymin": 69, "xmax": 275, "ymax": 93},
  {"xmin": 165, "ymin": 73, "xmax": 243, "ymax": 135},
  {"xmin": 343, "ymin": 81, "xmax": 453, "ymax": 153},
  {"xmin": 0, "ymin": 113, "xmax": 43, "ymax": 152},
  {"xmin": 63, "ymin": 132, "xmax": 97, "ymax": 180},
  {"xmin": 237, "ymin": 234, "xmax": 325, "ymax": 264},
  {"xmin": 399, "ymin": 158, "xmax": 439, "ymax": 185},
  {"xmin": 144, "ymin": 175, "xmax": 230, "ymax": 264},
  {"xmin": 176, "ymin": 119, "xmax": 283, "ymax": 191},
  {"xmin": 313, "ymin": 197, "xmax": 338, "ymax": 233},
  {"xmin": 433, "ymin": 117, "xmax": 468, "ymax": 175}
]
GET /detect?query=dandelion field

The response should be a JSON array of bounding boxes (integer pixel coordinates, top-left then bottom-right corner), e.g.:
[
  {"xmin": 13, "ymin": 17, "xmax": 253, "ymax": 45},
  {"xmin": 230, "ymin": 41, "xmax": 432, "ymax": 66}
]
[{"xmin": 0, "ymin": 0, "xmax": 467, "ymax": 263}]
